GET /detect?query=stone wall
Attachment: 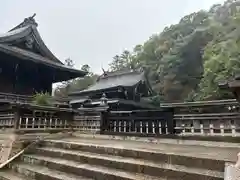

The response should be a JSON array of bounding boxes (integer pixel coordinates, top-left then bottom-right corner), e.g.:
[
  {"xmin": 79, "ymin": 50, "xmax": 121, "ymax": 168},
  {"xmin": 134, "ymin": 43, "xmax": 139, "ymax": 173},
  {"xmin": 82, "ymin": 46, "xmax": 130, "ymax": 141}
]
[{"xmin": 0, "ymin": 131, "xmax": 16, "ymax": 163}]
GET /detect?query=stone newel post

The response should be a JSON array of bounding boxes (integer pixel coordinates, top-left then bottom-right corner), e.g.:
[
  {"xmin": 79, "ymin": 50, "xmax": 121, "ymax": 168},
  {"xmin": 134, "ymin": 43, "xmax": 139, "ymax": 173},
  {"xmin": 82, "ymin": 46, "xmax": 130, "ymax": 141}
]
[{"xmin": 224, "ymin": 153, "xmax": 240, "ymax": 180}]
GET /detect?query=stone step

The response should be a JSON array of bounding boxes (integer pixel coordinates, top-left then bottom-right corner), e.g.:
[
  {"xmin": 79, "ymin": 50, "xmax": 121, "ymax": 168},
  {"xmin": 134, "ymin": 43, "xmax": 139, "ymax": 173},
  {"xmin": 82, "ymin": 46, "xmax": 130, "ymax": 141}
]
[
  {"xmin": 72, "ymin": 133, "xmax": 240, "ymax": 149},
  {"xmin": 42, "ymin": 139, "xmax": 228, "ymax": 172},
  {"xmin": 10, "ymin": 162, "xmax": 92, "ymax": 180},
  {"xmin": 52, "ymin": 137, "xmax": 239, "ymax": 162},
  {"xmin": 33, "ymin": 147, "xmax": 224, "ymax": 180},
  {"xmin": 0, "ymin": 170, "xmax": 34, "ymax": 180},
  {"xmin": 22, "ymin": 154, "xmax": 165, "ymax": 180}
]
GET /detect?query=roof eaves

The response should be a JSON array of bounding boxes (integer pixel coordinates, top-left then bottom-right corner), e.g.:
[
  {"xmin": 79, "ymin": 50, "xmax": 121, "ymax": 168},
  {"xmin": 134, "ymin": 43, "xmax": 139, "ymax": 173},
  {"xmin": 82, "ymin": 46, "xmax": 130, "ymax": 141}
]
[
  {"xmin": 31, "ymin": 26, "xmax": 64, "ymax": 65},
  {"xmin": 0, "ymin": 44, "xmax": 87, "ymax": 76}
]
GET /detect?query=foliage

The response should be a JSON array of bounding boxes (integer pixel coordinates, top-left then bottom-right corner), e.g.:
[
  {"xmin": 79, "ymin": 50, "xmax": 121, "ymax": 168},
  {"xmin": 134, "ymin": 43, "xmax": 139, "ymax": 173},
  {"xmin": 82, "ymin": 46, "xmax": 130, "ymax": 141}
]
[
  {"xmin": 109, "ymin": 0, "xmax": 240, "ymax": 102},
  {"xmin": 54, "ymin": 61, "xmax": 98, "ymax": 97},
  {"xmin": 192, "ymin": 11, "xmax": 240, "ymax": 100},
  {"xmin": 33, "ymin": 92, "xmax": 52, "ymax": 106},
  {"xmin": 148, "ymin": 95, "xmax": 164, "ymax": 106}
]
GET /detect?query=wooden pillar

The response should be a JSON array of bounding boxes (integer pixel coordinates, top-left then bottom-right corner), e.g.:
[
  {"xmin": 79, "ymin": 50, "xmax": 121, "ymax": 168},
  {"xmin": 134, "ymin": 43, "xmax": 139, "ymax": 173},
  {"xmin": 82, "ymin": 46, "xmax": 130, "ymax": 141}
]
[
  {"xmin": 68, "ymin": 111, "xmax": 74, "ymax": 131},
  {"xmin": 100, "ymin": 108, "xmax": 109, "ymax": 134},
  {"xmin": 13, "ymin": 63, "xmax": 19, "ymax": 94},
  {"xmin": 131, "ymin": 111, "xmax": 135, "ymax": 132},
  {"xmin": 165, "ymin": 108, "xmax": 174, "ymax": 134},
  {"xmin": 13, "ymin": 106, "xmax": 20, "ymax": 130}
]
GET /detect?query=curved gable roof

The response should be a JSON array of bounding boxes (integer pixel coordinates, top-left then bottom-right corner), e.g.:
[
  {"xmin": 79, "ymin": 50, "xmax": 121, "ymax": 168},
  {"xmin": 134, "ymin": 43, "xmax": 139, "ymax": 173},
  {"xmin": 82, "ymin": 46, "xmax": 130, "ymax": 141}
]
[
  {"xmin": 0, "ymin": 15, "xmax": 87, "ymax": 82},
  {"xmin": 69, "ymin": 70, "xmax": 153, "ymax": 96},
  {"xmin": 0, "ymin": 15, "xmax": 63, "ymax": 65}
]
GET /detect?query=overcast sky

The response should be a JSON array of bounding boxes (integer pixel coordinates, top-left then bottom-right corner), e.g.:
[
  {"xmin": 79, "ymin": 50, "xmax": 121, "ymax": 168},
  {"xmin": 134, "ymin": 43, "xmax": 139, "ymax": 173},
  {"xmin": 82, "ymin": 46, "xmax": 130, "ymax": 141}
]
[{"xmin": 1, "ymin": 0, "xmax": 225, "ymax": 73}]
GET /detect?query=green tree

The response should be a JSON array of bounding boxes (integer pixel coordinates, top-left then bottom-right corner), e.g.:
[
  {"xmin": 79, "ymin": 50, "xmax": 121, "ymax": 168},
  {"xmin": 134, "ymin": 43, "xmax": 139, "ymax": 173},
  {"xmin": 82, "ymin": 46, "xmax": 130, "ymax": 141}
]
[
  {"xmin": 192, "ymin": 13, "xmax": 240, "ymax": 100},
  {"xmin": 109, "ymin": 50, "xmax": 138, "ymax": 71},
  {"xmin": 108, "ymin": 1, "xmax": 240, "ymax": 102},
  {"xmin": 54, "ymin": 63, "xmax": 98, "ymax": 97}
]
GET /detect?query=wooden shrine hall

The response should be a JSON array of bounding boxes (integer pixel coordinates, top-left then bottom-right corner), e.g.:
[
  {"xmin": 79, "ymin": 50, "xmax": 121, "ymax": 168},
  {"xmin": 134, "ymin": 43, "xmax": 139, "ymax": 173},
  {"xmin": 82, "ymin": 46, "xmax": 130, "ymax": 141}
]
[
  {"xmin": 68, "ymin": 69, "xmax": 156, "ymax": 110},
  {"xmin": 0, "ymin": 14, "xmax": 86, "ymax": 96},
  {"xmin": 219, "ymin": 74, "xmax": 240, "ymax": 101}
]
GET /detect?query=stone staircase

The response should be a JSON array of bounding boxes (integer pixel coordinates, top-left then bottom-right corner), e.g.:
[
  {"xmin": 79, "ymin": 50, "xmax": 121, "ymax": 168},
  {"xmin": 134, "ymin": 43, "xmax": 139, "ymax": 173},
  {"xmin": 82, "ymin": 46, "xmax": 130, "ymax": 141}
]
[{"xmin": 0, "ymin": 134, "xmax": 239, "ymax": 180}]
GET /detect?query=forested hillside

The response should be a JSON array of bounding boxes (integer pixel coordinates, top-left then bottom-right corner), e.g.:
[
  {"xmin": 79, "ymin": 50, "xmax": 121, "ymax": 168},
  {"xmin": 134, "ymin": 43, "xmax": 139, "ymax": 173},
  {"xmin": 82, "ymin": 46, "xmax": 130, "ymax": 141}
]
[
  {"xmin": 109, "ymin": 0, "xmax": 240, "ymax": 102},
  {"xmin": 56, "ymin": 0, "xmax": 240, "ymax": 102}
]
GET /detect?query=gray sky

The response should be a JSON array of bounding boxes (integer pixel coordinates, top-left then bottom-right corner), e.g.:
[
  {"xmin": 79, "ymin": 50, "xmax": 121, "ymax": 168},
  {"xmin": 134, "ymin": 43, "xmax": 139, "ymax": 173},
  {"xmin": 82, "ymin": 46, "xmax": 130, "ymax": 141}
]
[{"xmin": 1, "ymin": 0, "xmax": 225, "ymax": 74}]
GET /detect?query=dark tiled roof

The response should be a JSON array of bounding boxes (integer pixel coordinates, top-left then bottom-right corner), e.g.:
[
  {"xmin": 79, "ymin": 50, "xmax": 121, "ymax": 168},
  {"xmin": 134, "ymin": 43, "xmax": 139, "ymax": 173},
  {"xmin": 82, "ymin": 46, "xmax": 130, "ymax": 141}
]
[
  {"xmin": 0, "ymin": 24, "xmax": 63, "ymax": 64},
  {"xmin": 0, "ymin": 26, "xmax": 30, "ymax": 41},
  {"xmin": 92, "ymin": 71, "xmax": 144, "ymax": 90},
  {"xmin": 0, "ymin": 15, "xmax": 87, "ymax": 80},
  {"xmin": 0, "ymin": 44, "xmax": 86, "ymax": 76},
  {"xmin": 70, "ymin": 71, "xmax": 146, "ymax": 95}
]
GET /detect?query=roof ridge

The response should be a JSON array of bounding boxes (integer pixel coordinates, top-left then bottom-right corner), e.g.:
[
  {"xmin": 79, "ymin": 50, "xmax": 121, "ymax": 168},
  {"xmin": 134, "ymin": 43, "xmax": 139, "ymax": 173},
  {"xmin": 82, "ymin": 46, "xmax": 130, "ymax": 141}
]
[
  {"xmin": 100, "ymin": 69, "xmax": 142, "ymax": 80},
  {"xmin": 9, "ymin": 14, "xmax": 38, "ymax": 32}
]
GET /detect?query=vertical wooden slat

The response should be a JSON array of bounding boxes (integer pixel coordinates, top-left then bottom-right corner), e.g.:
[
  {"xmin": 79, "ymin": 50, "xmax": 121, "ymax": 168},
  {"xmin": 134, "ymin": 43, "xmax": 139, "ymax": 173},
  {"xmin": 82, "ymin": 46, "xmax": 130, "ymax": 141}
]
[
  {"xmin": 200, "ymin": 124, "xmax": 204, "ymax": 134},
  {"xmin": 146, "ymin": 122, "xmax": 149, "ymax": 134},
  {"xmin": 159, "ymin": 121, "xmax": 162, "ymax": 134},
  {"xmin": 210, "ymin": 124, "xmax": 214, "ymax": 135},
  {"xmin": 119, "ymin": 121, "xmax": 121, "ymax": 132},
  {"xmin": 220, "ymin": 124, "xmax": 224, "ymax": 136},
  {"xmin": 32, "ymin": 117, "xmax": 35, "ymax": 128},
  {"xmin": 182, "ymin": 124, "xmax": 185, "ymax": 135},
  {"xmin": 25, "ymin": 117, "xmax": 28, "ymax": 129},
  {"xmin": 49, "ymin": 117, "xmax": 52, "ymax": 128},
  {"xmin": 18, "ymin": 117, "xmax": 22, "ymax": 129},
  {"xmin": 140, "ymin": 121, "xmax": 143, "ymax": 133},
  {"xmin": 231, "ymin": 125, "xmax": 236, "ymax": 136},
  {"xmin": 114, "ymin": 121, "xmax": 116, "ymax": 132},
  {"xmin": 191, "ymin": 126, "xmax": 194, "ymax": 135},
  {"xmin": 165, "ymin": 123, "xmax": 168, "ymax": 134},
  {"xmin": 152, "ymin": 121, "xmax": 155, "ymax": 134},
  {"xmin": 55, "ymin": 118, "xmax": 57, "ymax": 129},
  {"xmin": 124, "ymin": 121, "xmax": 126, "ymax": 132}
]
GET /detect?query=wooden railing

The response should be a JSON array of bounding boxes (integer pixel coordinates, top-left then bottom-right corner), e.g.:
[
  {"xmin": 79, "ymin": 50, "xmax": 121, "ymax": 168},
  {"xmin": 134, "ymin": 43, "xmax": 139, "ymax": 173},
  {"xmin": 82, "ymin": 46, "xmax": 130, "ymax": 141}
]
[
  {"xmin": 73, "ymin": 114, "xmax": 101, "ymax": 132},
  {"xmin": 102, "ymin": 109, "xmax": 174, "ymax": 136},
  {"xmin": 0, "ymin": 104, "xmax": 105, "ymax": 134},
  {"xmin": 72, "ymin": 107, "xmax": 108, "ymax": 133},
  {"xmin": 99, "ymin": 99, "xmax": 240, "ymax": 137},
  {"xmin": 0, "ymin": 96, "xmax": 239, "ymax": 138},
  {"xmin": 0, "ymin": 113, "xmax": 14, "ymax": 129},
  {"xmin": 162, "ymin": 99, "xmax": 240, "ymax": 137},
  {"xmin": 0, "ymin": 93, "xmax": 33, "ymax": 103},
  {"xmin": 18, "ymin": 116, "xmax": 69, "ymax": 130},
  {"xmin": 174, "ymin": 112, "xmax": 240, "ymax": 136},
  {"xmin": 0, "ymin": 103, "xmax": 74, "ymax": 133},
  {"xmin": 161, "ymin": 99, "xmax": 238, "ymax": 108},
  {"xmin": 0, "ymin": 92, "xmax": 70, "ymax": 108}
]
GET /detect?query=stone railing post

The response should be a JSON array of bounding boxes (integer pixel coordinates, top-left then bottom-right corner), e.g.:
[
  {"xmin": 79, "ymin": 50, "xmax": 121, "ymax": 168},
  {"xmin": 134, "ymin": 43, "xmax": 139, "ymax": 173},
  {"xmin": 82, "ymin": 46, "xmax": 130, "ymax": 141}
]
[{"xmin": 224, "ymin": 153, "xmax": 240, "ymax": 180}]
